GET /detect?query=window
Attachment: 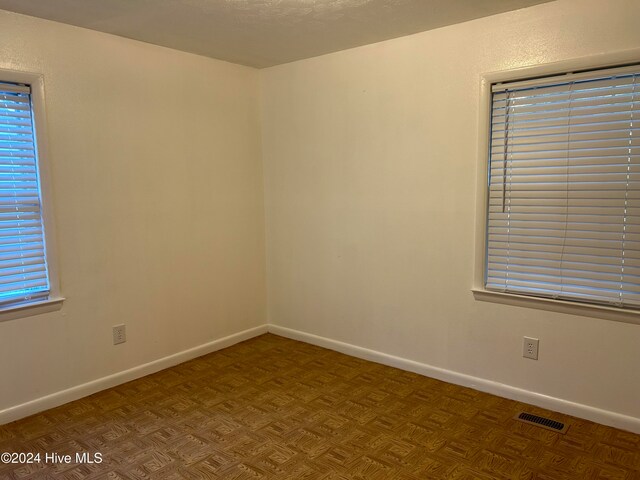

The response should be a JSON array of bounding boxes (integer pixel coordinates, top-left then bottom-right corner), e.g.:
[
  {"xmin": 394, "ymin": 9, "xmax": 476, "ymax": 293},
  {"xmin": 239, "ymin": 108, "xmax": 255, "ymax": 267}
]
[
  {"xmin": 485, "ymin": 64, "xmax": 640, "ymax": 310},
  {"xmin": 0, "ymin": 81, "xmax": 51, "ymax": 309}
]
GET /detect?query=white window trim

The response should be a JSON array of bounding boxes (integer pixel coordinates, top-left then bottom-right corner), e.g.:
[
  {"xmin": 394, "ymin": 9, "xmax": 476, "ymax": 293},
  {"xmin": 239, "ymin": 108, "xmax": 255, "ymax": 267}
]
[
  {"xmin": 0, "ymin": 68, "xmax": 64, "ymax": 322},
  {"xmin": 472, "ymin": 48, "xmax": 640, "ymax": 326}
]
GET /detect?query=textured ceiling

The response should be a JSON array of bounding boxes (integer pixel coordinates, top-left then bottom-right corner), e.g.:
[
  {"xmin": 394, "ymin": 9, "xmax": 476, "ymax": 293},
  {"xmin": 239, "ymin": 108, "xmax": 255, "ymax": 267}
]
[{"xmin": 0, "ymin": 0, "xmax": 553, "ymax": 68}]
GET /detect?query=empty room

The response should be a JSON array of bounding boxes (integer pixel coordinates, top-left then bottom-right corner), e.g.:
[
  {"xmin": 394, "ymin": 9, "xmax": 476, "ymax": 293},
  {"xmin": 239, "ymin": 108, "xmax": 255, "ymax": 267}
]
[{"xmin": 0, "ymin": 0, "xmax": 639, "ymax": 478}]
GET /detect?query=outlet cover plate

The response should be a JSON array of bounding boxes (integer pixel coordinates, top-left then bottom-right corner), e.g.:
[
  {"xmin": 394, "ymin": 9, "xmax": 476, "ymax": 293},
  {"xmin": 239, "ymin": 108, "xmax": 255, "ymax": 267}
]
[
  {"xmin": 113, "ymin": 324, "xmax": 126, "ymax": 345},
  {"xmin": 523, "ymin": 336, "xmax": 539, "ymax": 360}
]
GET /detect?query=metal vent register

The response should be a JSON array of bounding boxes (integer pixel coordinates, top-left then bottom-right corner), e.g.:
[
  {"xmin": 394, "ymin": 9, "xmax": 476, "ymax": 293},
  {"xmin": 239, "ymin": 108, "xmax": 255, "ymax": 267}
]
[{"xmin": 514, "ymin": 412, "xmax": 568, "ymax": 434}]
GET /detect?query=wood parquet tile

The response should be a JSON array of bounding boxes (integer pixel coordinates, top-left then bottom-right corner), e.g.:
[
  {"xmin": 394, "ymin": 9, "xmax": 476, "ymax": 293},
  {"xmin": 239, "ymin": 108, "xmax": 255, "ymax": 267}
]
[{"xmin": 1, "ymin": 333, "xmax": 639, "ymax": 479}]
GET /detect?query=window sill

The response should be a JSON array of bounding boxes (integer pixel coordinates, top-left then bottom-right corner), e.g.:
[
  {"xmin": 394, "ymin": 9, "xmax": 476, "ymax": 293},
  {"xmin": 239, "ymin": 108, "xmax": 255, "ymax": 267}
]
[
  {"xmin": 471, "ymin": 289, "xmax": 640, "ymax": 326},
  {"xmin": 0, "ymin": 296, "xmax": 65, "ymax": 323}
]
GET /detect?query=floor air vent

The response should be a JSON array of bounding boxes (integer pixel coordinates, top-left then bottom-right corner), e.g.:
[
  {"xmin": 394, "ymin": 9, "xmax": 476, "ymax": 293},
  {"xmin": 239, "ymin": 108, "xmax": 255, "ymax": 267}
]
[{"xmin": 514, "ymin": 412, "xmax": 568, "ymax": 434}]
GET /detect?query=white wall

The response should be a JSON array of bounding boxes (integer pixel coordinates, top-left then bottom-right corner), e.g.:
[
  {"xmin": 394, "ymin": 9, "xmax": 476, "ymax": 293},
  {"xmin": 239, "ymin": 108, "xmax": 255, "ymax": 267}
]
[
  {"xmin": 0, "ymin": 11, "xmax": 266, "ymax": 414},
  {"xmin": 261, "ymin": 0, "xmax": 640, "ymax": 426}
]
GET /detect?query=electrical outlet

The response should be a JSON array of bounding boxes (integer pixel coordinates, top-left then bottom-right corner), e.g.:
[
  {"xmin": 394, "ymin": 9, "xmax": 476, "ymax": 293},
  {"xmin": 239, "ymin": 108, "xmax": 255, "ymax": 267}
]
[
  {"xmin": 112, "ymin": 324, "xmax": 126, "ymax": 345},
  {"xmin": 523, "ymin": 337, "xmax": 539, "ymax": 360}
]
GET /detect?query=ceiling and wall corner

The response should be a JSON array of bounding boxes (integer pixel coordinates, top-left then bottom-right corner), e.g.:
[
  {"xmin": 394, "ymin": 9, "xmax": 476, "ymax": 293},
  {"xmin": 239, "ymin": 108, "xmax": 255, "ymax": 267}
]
[{"xmin": 0, "ymin": 0, "xmax": 553, "ymax": 68}]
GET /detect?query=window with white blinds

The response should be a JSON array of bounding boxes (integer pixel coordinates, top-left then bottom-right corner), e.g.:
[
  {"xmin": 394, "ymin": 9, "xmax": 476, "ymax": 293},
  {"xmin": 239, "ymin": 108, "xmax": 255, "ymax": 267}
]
[
  {"xmin": 0, "ymin": 81, "xmax": 50, "ymax": 307},
  {"xmin": 486, "ymin": 65, "xmax": 640, "ymax": 309}
]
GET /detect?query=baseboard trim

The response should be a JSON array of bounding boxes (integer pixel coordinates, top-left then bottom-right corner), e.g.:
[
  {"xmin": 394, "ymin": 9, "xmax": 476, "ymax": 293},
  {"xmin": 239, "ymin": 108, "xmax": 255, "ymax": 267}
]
[
  {"xmin": 0, "ymin": 324, "xmax": 268, "ymax": 425},
  {"xmin": 268, "ymin": 324, "xmax": 640, "ymax": 434}
]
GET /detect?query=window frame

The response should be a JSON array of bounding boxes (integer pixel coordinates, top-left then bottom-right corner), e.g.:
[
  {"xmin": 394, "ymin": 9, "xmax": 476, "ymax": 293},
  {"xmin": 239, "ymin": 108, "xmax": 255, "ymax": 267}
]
[
  {"xmin": 0, "ymin": 68, "xmax": 63, "ymax": 322},
  {"xmin": 472, "ymin": 49, "xmax": 640, "ymax": 325}
]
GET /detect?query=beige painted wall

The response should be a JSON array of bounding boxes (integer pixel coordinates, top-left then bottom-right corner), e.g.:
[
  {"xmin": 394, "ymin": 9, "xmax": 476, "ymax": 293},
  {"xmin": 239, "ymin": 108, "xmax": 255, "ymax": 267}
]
[
  {"xmin": 261, "ymin": 0, "xmax": 640, "ymax": 420},
  {"xmin": 0, "ymin": 11, "xmax": 266, "ymax": 411}
]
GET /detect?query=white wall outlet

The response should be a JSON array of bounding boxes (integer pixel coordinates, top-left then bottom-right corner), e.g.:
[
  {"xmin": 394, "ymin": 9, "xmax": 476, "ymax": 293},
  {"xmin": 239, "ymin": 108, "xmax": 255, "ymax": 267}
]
[
  {"xmin": 523, "ymin": 336, "xmax": 539, "ymax": 360},
  {"xmin": 113, "ymin": 324, "xmax": 126, "ymax": 345}
]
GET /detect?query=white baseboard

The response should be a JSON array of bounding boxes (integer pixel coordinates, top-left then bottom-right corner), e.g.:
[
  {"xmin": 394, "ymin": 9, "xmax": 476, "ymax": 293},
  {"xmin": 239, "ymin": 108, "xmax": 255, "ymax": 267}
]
[
  {"xmin": 0, "ymin": 324, "xmax": 268, "ymax": 425},
  {"xmin": 268, "ymin": 324, "xmax": 640, "ymax": 434},
  {"xmin": 5, "ymin": 323, "xmax": 639, "ymax": 435}
]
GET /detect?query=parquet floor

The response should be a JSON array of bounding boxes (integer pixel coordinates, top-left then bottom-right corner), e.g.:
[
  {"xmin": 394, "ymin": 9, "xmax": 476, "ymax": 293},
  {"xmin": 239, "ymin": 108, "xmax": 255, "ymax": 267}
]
[{"xmin": 1, "ymin": 334, "xmax": 639, "ymax": 479}]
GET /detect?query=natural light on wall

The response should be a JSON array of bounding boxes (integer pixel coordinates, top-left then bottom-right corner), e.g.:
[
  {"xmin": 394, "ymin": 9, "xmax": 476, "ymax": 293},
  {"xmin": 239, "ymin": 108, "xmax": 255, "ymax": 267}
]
[{"xmin": 486, "ymin": 65, "xmax": 640, "ymax": 309}]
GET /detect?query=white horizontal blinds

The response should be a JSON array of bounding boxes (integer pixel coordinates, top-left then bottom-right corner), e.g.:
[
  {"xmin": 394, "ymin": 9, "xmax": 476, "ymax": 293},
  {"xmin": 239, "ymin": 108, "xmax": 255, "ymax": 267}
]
[
  {"xmin": 486, "ymin": 68, "xmax": 640, "ymax": 308},
  {"xmin": 0, "ymin": 82, "xmax": 49, "ymax": 306}
]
